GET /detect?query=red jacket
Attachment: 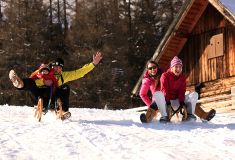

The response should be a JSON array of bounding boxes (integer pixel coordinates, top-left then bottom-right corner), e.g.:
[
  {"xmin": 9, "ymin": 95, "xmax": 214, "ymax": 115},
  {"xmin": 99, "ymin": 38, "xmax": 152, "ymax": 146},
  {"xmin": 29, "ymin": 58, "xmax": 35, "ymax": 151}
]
[
  {"xmin": 139, "ymin": 70, "xmax": 161, "ymax": 106},
  {"xmin": 30, "ymin": 68, "xmax": 58, "ymax": 89},
  {"xmin": 160, "ymin": 69, "xmax": 186, "ymax": 102}
]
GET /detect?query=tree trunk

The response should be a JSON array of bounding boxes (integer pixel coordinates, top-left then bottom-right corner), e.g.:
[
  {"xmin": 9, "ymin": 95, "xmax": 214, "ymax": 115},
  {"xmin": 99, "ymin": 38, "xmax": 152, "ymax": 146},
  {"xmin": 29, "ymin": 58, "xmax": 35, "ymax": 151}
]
[
  {"xmin": 57, "ymin": 0, "xmax": 61, "ymax": 23},
  {"xmin": 0, "ymin": 0, "xmax": 2, "ymax": 21},
  {"xmin": 128, "ymin": 0, "xmax": 132, "ymax": 54},
  {"xmin": 113, "ymin": 0, "xmax": 119, "ymax": 23},
  {"xmin": 75, "ymin": 0, "xmax": 78, "ymax": 21},
  {"xmin": 49, "ymin": 0, "xmax": 53, "ymax": 25},
  {"xmin": 63, "ymin": 0, "xmax": 68, "ymax": 36},
  {"xmin": 49, "ymin": 0, "xmax": 53, "ymax": 40},
  {"xmin": 128, "ymin": 0, "xmax": 132, "ymax": 38}
]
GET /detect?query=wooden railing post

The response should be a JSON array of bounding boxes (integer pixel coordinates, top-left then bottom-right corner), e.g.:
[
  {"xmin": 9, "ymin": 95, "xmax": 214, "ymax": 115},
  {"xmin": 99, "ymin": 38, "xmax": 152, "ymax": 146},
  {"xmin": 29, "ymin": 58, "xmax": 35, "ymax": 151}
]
[{"xmin": 231, "ymin": 86, "xmax": 235, "ymax": 107}]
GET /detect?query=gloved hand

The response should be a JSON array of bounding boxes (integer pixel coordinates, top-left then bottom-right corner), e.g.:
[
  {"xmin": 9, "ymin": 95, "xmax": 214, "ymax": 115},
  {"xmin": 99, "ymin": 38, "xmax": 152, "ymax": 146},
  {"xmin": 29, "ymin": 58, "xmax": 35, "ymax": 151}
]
[
  {"xmin": 180, "ymin": 102, "xmax": 185, "ymax": 106},
  {"xmin": 150, "ymin": 102, "xmax": 158, "ymax": 111},
  {"xmin": 166, "ymin": 101, "xmax": 171, "ymax": 106},
  {"xmin": 44, "ymin": 80, "xmax": 53, "ymax": 86}
]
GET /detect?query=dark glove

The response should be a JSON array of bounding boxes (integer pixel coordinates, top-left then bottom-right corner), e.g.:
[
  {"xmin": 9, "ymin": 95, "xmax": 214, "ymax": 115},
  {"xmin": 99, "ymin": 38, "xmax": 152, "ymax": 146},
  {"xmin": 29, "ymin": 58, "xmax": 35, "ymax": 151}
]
[
  {"xmin": 150, "ymin": 102, "xmax": 158, "ymax": 111},
  {"xmin": 166, "ymin": 101, "xmax": 171, "ymax": 106},
  {"xmin": 180, "ymin": 102, "xmax": 185, "ymax": 106}
]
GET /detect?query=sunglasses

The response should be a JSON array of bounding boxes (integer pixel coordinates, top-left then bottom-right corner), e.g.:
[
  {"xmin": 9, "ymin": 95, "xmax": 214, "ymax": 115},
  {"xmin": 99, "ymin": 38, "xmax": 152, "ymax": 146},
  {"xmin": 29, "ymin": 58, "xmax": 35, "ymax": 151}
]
[{"xmin": 148, "ymin": 66, "xmax": 157, "ymax": 70}]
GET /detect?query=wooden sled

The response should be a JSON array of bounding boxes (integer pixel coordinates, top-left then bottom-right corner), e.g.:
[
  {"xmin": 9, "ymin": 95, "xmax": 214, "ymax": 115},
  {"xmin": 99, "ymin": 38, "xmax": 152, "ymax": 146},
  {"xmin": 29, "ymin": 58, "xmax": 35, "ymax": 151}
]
[
  {"xmin": 34, "ymin": 98, "xmax": 68, "ymax": 122},
  {"xmin": 168, "ymin": 105, "xmax": 188, "ymax": 121}
]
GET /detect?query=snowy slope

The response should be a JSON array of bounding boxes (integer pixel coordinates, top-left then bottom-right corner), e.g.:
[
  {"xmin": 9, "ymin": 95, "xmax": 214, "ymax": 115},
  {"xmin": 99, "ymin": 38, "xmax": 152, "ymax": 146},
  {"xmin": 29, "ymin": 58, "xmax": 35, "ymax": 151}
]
[{"xmin": 0, "ymin": 105, "xmax": 235, "ymax": 160}]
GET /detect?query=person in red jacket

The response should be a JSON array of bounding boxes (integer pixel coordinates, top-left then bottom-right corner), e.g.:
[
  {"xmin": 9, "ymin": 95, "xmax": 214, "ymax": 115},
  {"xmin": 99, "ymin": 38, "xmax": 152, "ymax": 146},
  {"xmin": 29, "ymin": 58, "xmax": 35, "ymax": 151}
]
[
  {"xmin": 9, "ymin": 52, "xmax": 102, "ymax": 120},
  {"xmin": 140, "ymin": 57, "xmax": 216, "ymax": 123},
  {"xmin": 30, "ymin": 63, "xmax": 58, "ymax": 92},
  {"xmin": 154, "ymin": 56, "xmax": 198, "ymax": 122}
]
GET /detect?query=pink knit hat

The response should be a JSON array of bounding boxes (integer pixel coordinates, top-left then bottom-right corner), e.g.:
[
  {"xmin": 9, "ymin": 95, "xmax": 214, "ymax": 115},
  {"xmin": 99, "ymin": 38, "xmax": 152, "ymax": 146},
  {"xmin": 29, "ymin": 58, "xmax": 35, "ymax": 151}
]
[{"xmin": 170, "ymin": 56, "xmax": 183, "ymax": 68}]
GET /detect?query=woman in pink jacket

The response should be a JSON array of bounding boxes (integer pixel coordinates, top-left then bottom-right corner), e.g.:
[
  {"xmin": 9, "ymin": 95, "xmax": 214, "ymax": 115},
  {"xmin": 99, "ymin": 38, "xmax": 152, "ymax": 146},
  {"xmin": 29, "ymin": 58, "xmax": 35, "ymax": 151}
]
[
  {"xmin": 140, "ymin": 57, "xmax": 216, "ymax": 123},
  {"xmin": 139, "ymin": 60, "xmax": 163, "ymax": 123}
]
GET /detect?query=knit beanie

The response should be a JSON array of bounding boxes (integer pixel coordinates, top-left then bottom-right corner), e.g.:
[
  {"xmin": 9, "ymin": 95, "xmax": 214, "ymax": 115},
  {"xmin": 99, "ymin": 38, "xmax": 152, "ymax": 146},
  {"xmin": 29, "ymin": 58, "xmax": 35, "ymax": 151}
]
[
  {"xmin": 52, "ymin": 58, "xmax": 64, "ymax": 68},
  {"xmin": 170, "ymin": 56, "xmax": 183, "ymax": 68}
]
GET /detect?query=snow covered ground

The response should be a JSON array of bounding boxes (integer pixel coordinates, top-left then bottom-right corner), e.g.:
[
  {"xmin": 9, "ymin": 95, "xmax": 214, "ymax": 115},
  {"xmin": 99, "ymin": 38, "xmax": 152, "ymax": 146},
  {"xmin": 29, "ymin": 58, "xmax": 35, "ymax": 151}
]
[{"xmin": 0, "ymin": 105, "xmax": 235, "ymax": 160}]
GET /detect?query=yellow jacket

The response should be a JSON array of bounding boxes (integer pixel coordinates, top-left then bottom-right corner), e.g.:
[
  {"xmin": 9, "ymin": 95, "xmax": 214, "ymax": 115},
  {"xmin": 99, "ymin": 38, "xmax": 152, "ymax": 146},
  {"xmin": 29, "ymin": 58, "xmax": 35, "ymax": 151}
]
[{"xmin": 35, "ymin": 63, "xmax": 95, "ymax": 87}]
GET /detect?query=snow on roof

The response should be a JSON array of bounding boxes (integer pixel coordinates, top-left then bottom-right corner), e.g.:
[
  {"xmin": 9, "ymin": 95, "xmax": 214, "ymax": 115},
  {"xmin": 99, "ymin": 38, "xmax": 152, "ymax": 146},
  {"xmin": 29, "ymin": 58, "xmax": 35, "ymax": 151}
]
[{"xmin": 220, "ymin": 0, "xmax": 235, "ymax": 15}]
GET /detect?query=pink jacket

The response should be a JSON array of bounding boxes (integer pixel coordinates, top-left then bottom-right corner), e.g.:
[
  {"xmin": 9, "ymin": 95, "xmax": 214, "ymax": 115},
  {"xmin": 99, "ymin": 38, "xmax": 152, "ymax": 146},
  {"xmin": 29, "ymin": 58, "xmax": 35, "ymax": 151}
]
[
  {"xmin": 160, "ymin": 69, "xmax": 186, "ymax": 102},
  {"xmin": 139, "ymin": 71, "xmax": 161, "ymax": 107}
]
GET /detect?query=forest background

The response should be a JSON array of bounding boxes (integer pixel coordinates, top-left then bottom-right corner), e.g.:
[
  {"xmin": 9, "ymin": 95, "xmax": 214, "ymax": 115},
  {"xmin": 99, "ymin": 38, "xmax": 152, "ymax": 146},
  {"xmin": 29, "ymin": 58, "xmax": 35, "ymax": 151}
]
[{"xmin": 0, "ymin": 0, "xmax": 185, "ymax": 109}]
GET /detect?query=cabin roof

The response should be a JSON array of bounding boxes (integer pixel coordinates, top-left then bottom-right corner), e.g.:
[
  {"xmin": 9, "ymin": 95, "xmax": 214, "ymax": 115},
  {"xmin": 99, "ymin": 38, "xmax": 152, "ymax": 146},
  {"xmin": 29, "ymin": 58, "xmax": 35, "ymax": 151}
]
[{"xmin": 132, "ymin": 0, "xmax": 235, "ymax": 95}]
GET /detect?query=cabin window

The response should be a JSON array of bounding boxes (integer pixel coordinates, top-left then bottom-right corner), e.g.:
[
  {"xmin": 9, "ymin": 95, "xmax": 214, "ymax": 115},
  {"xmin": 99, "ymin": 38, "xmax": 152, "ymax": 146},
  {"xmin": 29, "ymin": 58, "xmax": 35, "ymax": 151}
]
[{"xmin": 208, "ymin": 33, "xmax": 224, "ymax": 59}]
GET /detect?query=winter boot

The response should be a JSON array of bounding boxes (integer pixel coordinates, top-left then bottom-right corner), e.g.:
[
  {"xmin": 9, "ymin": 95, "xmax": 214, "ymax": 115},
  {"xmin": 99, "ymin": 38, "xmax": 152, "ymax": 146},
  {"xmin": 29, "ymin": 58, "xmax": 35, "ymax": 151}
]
[
  {"xmin": 195, "ymin": 104, "xmax": 216, "ymax": 121},
  {"xmin": 183, "ymin": 114, "xmax": 197, "ymax": 121},
  {"xmin": 159, "ymin": 116, "xmax": 170, "ymax": 123},
  {"xmin": 9, "ymin": 70, "xmax": 24, "ymax": 88},
  {"xmin": 61, "ymin": 111, "xmax": 71, "ymax": 120},
  {"xmin": 140, "ymin": 102, "xmax": 158, "ymax": 123},
  {"xmin": 205, "ymin": 109, "xmax": 216, "ymax": 121},
  {"xmin": 140, "ymin": 113, "xmax": 147, "ymax": 123}
]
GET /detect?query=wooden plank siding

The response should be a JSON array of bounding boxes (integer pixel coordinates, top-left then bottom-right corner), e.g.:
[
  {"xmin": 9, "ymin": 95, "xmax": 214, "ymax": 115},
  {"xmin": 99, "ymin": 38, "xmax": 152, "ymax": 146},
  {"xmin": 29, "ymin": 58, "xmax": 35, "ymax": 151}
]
[
  {"xmin": 158, "ymin": 0, "xmax": 208, "ymax": 69},
  {"xmin": 227, "ymin": 25, "xmax": 235, "ymax": 76},
  {"xmin": 132, "ymin": 0, "xmax": 235, "ymax": 106},
  {"xmin": 179, "ymin": 4, "xmax": 235, "ymax": 87}
]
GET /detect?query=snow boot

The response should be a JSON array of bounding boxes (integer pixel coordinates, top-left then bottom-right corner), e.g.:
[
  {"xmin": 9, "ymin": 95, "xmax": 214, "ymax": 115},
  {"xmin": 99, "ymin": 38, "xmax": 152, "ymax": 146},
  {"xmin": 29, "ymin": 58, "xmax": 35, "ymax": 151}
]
[
  {"xmin": 140, "ymin": 108, "xmax": 157, "ymax": 123},
  {"xmin": 195, "ymin": 104, "xmax": 216, "ymax": 121},
  {"xmin": 140, "ymin": 102, "xmax": 158, "ymax": 123},
  {"xmin": 9, "ymin": 70, "xmax": 24, "ymax": 88},
  {"xmin": 140, "ymin": 113, "xmax": 147, "ymax": 123},
  {"xmin": 159, "ymin": 116, "xmax": 170, "ymax": 123},
  {"xmin": 183, "ymin": 114, "xmax": 197, "ymax": 121},
  {"xmin": 205, "ymin": 109, "xmax": 216, "ymax": 121},
  {"xmin": 61, "ymin": 111, "xmax": 71, "ymax": 120}
]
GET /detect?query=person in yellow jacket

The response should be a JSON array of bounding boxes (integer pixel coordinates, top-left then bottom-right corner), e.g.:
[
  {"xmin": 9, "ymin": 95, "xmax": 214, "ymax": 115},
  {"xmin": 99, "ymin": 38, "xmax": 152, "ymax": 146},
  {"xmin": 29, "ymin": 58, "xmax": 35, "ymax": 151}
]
[{"xmin": 9, "ymin": 52, "xmax": 102, "ymax": 118}]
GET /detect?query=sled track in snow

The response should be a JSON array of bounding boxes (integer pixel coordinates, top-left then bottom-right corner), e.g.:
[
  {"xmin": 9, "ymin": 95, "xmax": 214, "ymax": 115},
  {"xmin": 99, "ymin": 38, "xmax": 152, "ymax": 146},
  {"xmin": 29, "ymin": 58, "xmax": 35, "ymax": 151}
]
[
  {"xmin": 0, "ymin": 122, "xmax": 36, "ymax": 159},
  {"xmin": 62, "ymin": 121, "xmax": 111, "ymax": 160}
]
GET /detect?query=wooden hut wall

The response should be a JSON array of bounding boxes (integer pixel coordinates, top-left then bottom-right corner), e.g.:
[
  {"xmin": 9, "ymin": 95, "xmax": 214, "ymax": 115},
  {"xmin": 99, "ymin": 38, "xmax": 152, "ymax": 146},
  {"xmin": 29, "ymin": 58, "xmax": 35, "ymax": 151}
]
[
  {"xmin": 227, "ymin": 25, "xmax": 235, "ymax": 76},
  {"xmin": 179, "ymin": 4, "xmax": 235, "ymax": 86}
]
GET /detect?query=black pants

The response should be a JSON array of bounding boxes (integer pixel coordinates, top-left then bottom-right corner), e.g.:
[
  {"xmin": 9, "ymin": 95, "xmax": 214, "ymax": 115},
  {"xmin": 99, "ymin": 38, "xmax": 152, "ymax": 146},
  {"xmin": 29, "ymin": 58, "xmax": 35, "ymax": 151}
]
[
  {"xmin": 20, "ymin": 78, "xmax": 70, "ymax": 112},
  {"xmin": 55, "ymin": 84, "xmax": 70, "ymax": 112}
]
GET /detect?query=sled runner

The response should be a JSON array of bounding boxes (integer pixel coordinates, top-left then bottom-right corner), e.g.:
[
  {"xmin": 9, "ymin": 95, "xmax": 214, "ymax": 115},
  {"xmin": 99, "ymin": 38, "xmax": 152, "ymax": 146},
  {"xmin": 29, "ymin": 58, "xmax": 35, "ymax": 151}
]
[
  {"xmin": 34, "ymin": 97, "xmax": 70, "ymax": 122},
  {"xmin": 167, "ymin": 104, "xmax": 188, "ymax": 121},
  {"xmin": 34, "ymin": 97, "xmax": 43, "ymax": 122}
]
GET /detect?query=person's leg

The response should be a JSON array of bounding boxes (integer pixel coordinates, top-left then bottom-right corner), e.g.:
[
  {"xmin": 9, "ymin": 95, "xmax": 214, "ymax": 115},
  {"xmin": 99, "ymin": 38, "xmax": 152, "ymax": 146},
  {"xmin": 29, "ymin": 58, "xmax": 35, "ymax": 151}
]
[
  {"xmin": 22, "ymin": 78, "xmax": 51, "ymax": 106},
  {"xmin": 195, "ymin": 103, "xmax": 216, "ymax": 121},
  {"xmin": 39, "ymin": 87, "xmax": 53, "ymax": 111},
  {"xmin": 140, "ymin": 102, "xmax": 158, "ymax": 123},
  {"xmin": 9, "ymin": 70, "xmax": 59, "ymax": 115},
  {"xmin": 152, "ymin": 91, "xmax": 169, "ymax": 122},
  {"xmin": 14, "ymin": 76, "xmax": 51, "ymax": 109},
  {"xmin": 9, "ymin": 70, "xmax": 24, "ymax": 88},
  {"xmin": 184, "ymin": 92, "xmax": 198, "ymax": 121},
  {"xmin": 184, "ymin": 92, "xmax": 198, "ymax": 114},
  {"xmin": 153, "ymin": 91, "xmax": 167, "ymax": 116},
  {"xmin": 56, "ymin": 84, "xmax": 70, "ymax": 112},
  {"xmin": 9, "ymin": 69, "xmax": 40, "ymax": 98}
]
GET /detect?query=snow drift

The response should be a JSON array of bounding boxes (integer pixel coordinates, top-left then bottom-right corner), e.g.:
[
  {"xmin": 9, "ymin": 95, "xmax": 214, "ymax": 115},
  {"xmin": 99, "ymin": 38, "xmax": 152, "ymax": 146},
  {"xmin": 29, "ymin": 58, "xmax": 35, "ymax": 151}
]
[{"xmin": 0, "ymin": 105, "xmax": 235, "ymax": 160}]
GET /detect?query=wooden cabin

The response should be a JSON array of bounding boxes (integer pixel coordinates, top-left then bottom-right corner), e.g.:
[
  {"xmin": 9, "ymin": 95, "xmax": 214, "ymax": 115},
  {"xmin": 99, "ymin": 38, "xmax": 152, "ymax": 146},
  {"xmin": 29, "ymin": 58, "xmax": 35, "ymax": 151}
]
[{"xmin": 133, "ymin": 0, "xmax": 235, "ymax": 110}]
